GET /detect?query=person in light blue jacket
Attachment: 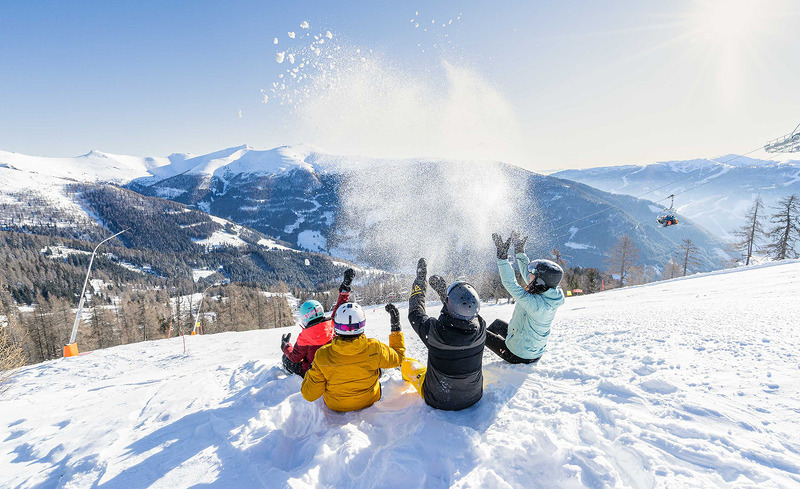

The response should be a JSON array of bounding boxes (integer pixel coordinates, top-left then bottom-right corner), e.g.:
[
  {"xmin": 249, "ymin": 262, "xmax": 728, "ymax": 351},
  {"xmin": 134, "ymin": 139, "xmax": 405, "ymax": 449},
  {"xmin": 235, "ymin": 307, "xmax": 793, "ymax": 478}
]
[{"xmin": 488, "ymin": 231, "xmax": 565, "ymax": 364}]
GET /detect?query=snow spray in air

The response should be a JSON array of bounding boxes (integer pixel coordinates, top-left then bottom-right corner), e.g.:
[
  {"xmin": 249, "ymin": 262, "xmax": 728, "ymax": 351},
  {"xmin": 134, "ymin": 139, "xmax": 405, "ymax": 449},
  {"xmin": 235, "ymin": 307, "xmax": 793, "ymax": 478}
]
[{"xmin": 264, "ymin": 21, "xmax": 537, "ymax": 273}]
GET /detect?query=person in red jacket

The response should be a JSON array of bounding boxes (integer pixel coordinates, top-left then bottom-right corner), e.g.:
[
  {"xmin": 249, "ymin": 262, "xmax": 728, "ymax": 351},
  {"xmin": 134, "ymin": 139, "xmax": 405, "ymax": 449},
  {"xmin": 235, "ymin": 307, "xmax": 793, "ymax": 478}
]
[{"xmin": 281, "ymin": 268, "xmax": 355, "ymax": 377}]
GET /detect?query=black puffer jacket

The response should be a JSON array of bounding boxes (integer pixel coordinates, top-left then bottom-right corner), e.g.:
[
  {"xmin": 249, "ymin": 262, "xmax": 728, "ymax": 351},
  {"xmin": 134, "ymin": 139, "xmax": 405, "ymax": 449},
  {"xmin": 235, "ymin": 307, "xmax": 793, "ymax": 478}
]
[{"xmin": 408, "ymin": 281, "xmax": 486, "ymax": 411}]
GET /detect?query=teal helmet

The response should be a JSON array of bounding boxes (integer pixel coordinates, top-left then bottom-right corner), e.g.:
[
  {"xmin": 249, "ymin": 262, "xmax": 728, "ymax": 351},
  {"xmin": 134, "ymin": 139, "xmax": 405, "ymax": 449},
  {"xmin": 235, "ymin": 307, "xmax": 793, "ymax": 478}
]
[{"xmin": 299, "ymin": 300, "xmax": 325, "ymax": 328}]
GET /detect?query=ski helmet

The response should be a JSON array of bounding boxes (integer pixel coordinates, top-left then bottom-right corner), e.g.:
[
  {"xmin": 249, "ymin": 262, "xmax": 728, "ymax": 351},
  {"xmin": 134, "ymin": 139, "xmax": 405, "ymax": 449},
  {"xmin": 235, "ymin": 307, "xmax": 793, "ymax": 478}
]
[
  {"xmin": 299, "ymin": 300, "xmax": 325, "ymax": 328},
  {"xmin": 527, "ymin": 259, "xmax": 563, "ymax": 293},
  {"xmin": 333, "ymin": 302, "xmax": 366, "ymax": 336},
  {"xmin": 445, "ymin": 281, "xmax": 481, "ymax": 321}
]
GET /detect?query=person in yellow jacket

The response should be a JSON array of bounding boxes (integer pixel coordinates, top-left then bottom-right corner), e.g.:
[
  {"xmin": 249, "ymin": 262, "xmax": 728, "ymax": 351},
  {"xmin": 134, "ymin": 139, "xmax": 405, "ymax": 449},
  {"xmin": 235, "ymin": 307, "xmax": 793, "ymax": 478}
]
[{"xmin": 301, "ymin": 302, "xmax": 405, "ymax": 412}]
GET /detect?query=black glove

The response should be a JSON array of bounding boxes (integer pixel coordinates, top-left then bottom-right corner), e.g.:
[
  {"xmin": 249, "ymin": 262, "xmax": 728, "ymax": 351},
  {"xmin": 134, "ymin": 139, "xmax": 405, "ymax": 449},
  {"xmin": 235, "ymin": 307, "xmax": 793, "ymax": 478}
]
[
  {"xmin": 429, "ymin": 275, "xmax": 448, "ymax": 304},
  {"xmin": 511, "ymin": 230, "xmax": 528, "ymax": 255},
  {"xmin": 281, "ymin": 333, "xmax": 291, "ymax": 349},
  {"xmin": 416, "ymin": 258, "xmax": 427, "ymax": 281},
  {"xmin": 411, "ymin": 258, "xmax": 427, "ymax": 297},
  {"xmin": 492, "ymin": 233, "xmax": 512, "ymax": 260},
  {"xmin": 340, "ymin": 268, "xmax": 355, "ymax": 292},
  {"xmin": 385, "ymin": 303, "xmax": 401, "ymax": 332}
]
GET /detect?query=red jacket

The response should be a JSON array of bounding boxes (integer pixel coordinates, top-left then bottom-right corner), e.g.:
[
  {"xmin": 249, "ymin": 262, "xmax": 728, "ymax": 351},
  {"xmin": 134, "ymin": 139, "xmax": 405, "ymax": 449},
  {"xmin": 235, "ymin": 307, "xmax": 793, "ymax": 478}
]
[{"xmin": 282, "ymin": 291, "xmax": 349, "ymax": 375}]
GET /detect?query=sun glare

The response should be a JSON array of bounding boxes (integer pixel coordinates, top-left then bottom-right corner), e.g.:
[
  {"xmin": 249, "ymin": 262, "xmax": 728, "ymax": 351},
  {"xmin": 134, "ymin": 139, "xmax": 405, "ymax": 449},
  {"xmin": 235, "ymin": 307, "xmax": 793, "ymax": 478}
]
[{"xmin": 689, "ymin": 0, "xmax": 766, "ymax": 47}]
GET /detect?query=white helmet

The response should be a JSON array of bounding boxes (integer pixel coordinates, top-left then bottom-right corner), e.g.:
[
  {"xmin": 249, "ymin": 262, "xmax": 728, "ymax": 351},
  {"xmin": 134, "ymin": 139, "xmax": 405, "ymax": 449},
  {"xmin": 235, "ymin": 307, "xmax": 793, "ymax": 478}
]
[{"xmin": 333, "ymin": 302, "xmax": 366, "ymax": 336}]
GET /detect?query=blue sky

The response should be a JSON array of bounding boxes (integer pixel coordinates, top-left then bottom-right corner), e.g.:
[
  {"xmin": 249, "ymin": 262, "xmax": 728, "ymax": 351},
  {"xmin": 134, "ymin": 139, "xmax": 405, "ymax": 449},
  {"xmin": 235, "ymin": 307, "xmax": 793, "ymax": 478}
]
[{"xmin": 1, "ymin": 0, "xmax": 798, "ymax": 169}]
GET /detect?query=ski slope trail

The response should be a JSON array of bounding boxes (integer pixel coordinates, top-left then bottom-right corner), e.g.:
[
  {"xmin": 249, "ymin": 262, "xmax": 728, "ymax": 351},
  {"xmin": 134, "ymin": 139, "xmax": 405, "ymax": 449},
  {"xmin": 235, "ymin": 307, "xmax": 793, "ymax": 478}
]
[{"xmin": 2, "ymin": 262, "xmax": 800, "ymax": 488}]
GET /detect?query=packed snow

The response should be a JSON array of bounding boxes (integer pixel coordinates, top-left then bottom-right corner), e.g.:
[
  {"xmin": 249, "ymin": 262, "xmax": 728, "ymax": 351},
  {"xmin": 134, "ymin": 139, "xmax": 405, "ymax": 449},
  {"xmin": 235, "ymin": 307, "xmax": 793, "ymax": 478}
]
[
  {"xmin": 2, "ymin": 261, "xmax": 799, "ymax": 488},
  {"xmin": 192, "ymin": 269, "xmax": 218, "ymax": 282},
  {"xmin": 193, "ymin": 230, "xmax": 248, "ymax": 249},
  {"xmin": 296, "ymin": 229, "xmax": 326, "ymax": 252}
]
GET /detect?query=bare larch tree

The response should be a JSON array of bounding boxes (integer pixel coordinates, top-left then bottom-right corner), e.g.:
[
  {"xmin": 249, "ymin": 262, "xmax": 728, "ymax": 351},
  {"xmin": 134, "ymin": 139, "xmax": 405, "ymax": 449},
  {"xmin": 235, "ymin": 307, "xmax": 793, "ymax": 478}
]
[
  {"xmin": 606, "ymin": 234, "xmax": 640, "ymax": 287},
  {"xmin": 732, "ymin": 196, "xmax": 765, "ymax": 266},
  {"xmin": 764, "ymin": 194, "xmax": 800, "ymax": 260}
]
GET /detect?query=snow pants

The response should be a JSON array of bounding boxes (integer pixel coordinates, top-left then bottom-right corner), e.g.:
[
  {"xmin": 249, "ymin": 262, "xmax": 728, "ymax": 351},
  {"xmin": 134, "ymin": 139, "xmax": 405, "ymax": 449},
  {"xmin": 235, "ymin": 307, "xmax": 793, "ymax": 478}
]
[
  {"xmin": 282, "ymin": 354, "xmax": 305, "ymax": 378},
  {"xmin": 485, "ymin": 319, "xmax": 541, "ymax": 365},
  {"xmin": 401, "ymin": 357, "xmax": 427, "ymax": 399}
]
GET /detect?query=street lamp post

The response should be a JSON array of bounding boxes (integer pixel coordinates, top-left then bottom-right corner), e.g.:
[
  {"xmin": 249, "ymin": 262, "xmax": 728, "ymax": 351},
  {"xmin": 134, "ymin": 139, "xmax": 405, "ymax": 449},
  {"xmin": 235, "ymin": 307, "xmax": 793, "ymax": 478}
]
[{"xmin": 64, "ymin": 229, "xmax": 128, "ymax": 358}]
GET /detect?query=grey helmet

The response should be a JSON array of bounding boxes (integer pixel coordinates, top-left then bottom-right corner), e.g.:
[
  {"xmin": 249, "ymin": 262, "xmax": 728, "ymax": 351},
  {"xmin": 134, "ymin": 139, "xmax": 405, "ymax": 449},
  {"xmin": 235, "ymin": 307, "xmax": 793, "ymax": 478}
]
[
  {"xmin": 527, "ymin": 259, "xmax": 564, "ymax": 293},
  {"xmin": 445, "ymin": 281, "xmax": 481, "ymax": 321}
]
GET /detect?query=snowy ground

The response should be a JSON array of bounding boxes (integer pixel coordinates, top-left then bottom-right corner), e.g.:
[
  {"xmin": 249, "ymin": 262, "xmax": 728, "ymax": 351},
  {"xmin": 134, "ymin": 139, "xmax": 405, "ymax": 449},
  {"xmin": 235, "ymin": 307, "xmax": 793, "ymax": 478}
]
[{"xmin": 2, "ymin": 262, "xmax": 800, "ymax": 489}]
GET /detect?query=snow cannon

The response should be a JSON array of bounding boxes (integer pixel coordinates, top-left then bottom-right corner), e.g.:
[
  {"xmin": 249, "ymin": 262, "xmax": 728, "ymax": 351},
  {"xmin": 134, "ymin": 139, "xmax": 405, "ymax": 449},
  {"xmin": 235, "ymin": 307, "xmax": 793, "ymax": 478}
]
[{"xmin": 63, "ymin": 342, "xmax": 79, "ymax": 357}]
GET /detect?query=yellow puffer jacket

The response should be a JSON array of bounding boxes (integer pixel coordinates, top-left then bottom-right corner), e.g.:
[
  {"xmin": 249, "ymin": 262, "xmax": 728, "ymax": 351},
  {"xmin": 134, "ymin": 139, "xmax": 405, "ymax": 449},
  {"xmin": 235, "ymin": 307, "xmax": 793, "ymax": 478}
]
[{"xmin": 301, "ymin": 332, "xmax": 405, "ymax": 412}]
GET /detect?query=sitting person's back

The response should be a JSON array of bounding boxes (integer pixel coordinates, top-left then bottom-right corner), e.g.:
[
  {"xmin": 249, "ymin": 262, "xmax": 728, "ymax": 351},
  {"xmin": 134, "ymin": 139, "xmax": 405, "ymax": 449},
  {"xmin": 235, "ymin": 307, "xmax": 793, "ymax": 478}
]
[
  {"xmin": 404, "ymin": 258, "xmax": 486, "ymax": 411},
  {"xmin": 301, "ymin": 302, "xmax": 405, "ymax": 412}
]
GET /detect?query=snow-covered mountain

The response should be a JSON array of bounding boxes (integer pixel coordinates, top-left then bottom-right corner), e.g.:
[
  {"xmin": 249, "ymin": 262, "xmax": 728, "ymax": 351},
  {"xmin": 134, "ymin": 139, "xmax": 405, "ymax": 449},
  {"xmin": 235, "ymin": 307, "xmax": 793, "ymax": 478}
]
[
  {"xmin": 124, "ymin": 145, "xmax": 727, "ymax": 272},
  {"xmin": 3, "ymin": 260, "xmax": 799, "ymax": 488},
  {"xmin": 554, "ymin": 155, "xmax": 800, "ymax": 241},
  {"xmin": 0, "ymin": 152, "xmax": 355, "ymax": 291},
  {"xmin": 2, "ymin": 145, "xmax": 730, "ymax": 272}
]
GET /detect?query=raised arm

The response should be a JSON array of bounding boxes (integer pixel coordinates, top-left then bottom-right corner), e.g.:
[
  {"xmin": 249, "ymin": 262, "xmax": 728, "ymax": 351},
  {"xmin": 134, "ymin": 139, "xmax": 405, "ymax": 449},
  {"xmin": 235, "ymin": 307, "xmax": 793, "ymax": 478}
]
[
  {"xmin": 512, "ymin": 232, "xmax": 531, "ymax": 287},
  {"xmin": 494, "ymin": 232, "xmax": 547, "ymax": 315},
  {"xmin": 408, "ymin": 258, "xmax": 435, "ymax": 344},
  {"xmin": 331, "ymin": 268, "xmax": 354, "ymax": 315},
  {"xmin": 497, "ymin": 257, "xmax": 549, "ymax": 315},
  {"xmin": 380, "ymin": 304, "xmax": 406, "ymax": 367}
]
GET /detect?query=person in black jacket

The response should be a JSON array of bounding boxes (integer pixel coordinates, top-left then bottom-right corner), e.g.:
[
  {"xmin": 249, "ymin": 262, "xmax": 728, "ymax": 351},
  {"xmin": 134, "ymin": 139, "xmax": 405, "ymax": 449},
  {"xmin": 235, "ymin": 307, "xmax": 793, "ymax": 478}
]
[{"xmin": 402, "ymin": 258, "xmax": 487, "ymax": 411}]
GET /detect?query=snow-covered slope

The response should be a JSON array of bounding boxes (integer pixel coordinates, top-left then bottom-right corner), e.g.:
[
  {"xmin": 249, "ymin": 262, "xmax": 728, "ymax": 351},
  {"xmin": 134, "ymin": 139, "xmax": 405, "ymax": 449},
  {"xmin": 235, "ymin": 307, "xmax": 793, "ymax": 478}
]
[
  {"xmin": 3, "ymin": 261, "xmax": 799, "ymax": 488},
  {"xmin": 0, "ymin": 149, "xmax": 177, "ymax": 184},
  {"xmin": 554, "ymin": 155, "xmax": 800, "ymax": 241}
]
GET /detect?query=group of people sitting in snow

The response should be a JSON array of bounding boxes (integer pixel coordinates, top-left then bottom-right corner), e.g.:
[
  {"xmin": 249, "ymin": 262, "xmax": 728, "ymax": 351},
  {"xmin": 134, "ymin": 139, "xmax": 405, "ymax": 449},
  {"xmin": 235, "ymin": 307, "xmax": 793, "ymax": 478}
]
[{"xmin": 279, "ymin": 231, "xmax": 566, "ymax": 412}]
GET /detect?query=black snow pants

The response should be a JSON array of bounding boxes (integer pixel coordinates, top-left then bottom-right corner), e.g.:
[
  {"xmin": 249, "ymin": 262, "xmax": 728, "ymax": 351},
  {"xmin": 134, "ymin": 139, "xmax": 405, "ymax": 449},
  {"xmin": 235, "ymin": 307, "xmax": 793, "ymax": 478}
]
[
  {"xmin": 485, "ymin": 319, "xmax": 541, "ymax": 365},
  {"xmin": 282, "ymin": 354, "xmax": 305, "ymax": 377}
]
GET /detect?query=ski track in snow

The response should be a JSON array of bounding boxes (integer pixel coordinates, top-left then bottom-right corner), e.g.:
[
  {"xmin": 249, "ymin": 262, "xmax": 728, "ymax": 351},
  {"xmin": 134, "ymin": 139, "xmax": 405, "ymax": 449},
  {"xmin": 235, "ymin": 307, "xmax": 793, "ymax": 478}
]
[{"xmin": 2, "ymin": 262, "xmax": 800, "ymax": 488}]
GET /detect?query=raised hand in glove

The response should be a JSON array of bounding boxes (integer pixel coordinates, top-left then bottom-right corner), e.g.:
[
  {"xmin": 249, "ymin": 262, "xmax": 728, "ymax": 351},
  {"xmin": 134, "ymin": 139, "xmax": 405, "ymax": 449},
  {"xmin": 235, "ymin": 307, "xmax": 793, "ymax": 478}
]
[
  {"xmin": 411, "ymin": 258, "xmax": 427, "ymax": 297},
  {"xmin": 492, "ymin": 233, "xmax": 512, "ymax": 260},
  {"xmin": 281, "ymin": 332, "xmax": 292, "ymax": 350},
  {"xmin": 340, "ymin": 268, "xmax": 355, "ymax": 292},
  {"xmin": 429, "ymin": 274, "xmax": 448, "ymax": 304},
  {"xmin": 385, "ymin": 303, "xmax": 401, "ymax": 332},
  {"xmin": 416, "ymin": 258, "xmax": 427, "ymax": 281},
  {"xmin": 511, "ymin": 230, "xmax": 528, "ymax": 255}
]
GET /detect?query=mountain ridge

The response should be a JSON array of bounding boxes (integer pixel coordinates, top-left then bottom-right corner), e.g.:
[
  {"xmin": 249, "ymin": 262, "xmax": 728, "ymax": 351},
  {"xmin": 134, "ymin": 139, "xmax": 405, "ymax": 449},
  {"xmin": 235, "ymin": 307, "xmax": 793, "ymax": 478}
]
[
  {"xmin": 2, "ymin": 145, "xmax": 733, "ymax": 273},
  {"xmin": 554, "ymin": 154, "xmax": 800, "ymax": 240}
]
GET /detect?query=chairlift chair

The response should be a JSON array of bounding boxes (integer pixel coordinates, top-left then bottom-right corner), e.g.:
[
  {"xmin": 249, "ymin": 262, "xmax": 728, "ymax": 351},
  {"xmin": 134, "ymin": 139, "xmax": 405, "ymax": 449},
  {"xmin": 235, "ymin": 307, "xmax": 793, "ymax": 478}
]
[{"xmin": 657, "ymin": 194, "xmax": 679, "ymax": 227}]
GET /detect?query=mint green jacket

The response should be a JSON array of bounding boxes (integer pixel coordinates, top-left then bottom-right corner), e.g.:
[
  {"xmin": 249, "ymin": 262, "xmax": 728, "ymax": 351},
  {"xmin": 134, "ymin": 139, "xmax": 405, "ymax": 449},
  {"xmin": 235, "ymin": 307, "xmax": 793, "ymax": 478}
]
[{"xmin": 497, "ymin": 253, "xmax": 565, "ymax": 359}]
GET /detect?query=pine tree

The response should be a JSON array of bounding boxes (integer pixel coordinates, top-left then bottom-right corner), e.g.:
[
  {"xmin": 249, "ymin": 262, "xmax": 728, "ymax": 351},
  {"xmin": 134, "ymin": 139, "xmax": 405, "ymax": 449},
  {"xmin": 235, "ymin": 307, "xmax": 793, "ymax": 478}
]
[
  {"xmin": 732, "ymin": 196, "xmax": 766, "ymax": 266},
  {"xmin": 764, "ymin": 195, "xmax": 800, "ymax": 260},
  {"xmin": 605, "ymin": 234, "xmax": 640, "ymax": 287}
]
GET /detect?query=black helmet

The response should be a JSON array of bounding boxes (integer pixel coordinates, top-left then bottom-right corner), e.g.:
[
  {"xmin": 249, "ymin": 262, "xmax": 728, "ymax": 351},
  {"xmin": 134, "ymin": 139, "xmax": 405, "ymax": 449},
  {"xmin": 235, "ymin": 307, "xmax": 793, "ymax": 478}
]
[
  {"xmin": 526, "ymin": 259, "xmax": 563, "ymax": 293},
  {"xmin": 445, "ymin": 281, "xmax": 480, "ymax": 321}
]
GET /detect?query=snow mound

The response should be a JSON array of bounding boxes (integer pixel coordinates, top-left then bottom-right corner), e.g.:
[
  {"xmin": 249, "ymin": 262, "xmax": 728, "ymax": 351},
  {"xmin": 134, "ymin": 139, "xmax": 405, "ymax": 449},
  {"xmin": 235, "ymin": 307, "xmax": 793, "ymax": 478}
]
[{"xmin": 2, "ymin": 261, "xmax": 800, "ymax": 488}]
